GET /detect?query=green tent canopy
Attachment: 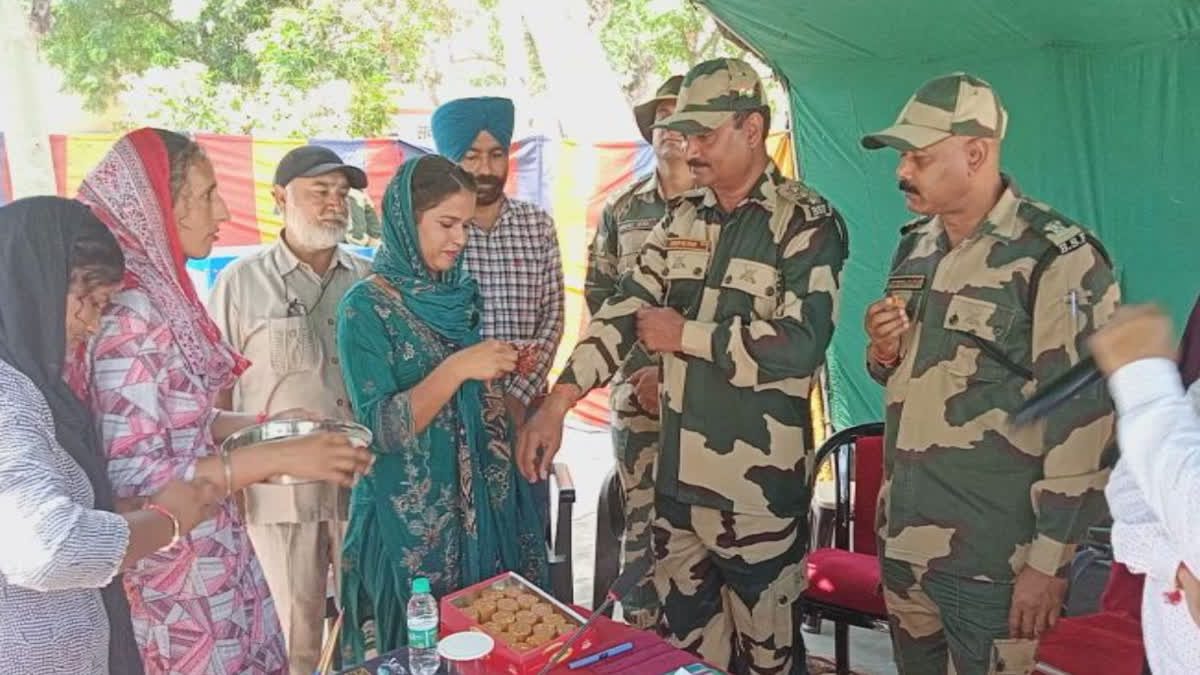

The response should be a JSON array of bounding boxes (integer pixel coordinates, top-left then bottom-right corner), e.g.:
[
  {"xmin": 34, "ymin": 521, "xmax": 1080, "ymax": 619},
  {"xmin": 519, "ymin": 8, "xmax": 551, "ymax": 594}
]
[{"xmin": 697, "ymin": 0, "xmax": 1200, "ymax": 427}]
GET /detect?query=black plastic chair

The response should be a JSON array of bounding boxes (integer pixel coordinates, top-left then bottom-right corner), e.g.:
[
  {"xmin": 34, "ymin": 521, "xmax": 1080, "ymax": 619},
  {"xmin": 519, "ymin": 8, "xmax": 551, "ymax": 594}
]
[{"xmin": 545, "ymin": 462, "xmax": 577, "ymax": 604}]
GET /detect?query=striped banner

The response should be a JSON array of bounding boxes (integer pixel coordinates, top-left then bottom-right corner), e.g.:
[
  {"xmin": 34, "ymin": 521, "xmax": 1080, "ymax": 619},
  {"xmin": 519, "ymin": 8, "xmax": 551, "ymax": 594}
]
[{"xmin": 37, "ymin": 131, "xmax": 800, "ymax": 428}]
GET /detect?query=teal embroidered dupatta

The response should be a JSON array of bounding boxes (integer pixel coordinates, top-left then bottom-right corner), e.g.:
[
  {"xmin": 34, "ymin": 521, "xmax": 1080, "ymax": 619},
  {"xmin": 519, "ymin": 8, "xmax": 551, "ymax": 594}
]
[{"xmin": 336, "ymin": 157, "xmax": 548, "ymax": 661}]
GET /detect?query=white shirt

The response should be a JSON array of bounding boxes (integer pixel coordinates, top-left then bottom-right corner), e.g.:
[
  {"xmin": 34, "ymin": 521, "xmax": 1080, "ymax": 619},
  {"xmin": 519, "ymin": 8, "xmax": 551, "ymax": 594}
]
[
  {"xmin": 1106, "ymin": 358, "xmax": 1200, "ymax": 675},
  {"xmin": 0, "ymin": 360, "xmax": 130, "ymax": 673}
]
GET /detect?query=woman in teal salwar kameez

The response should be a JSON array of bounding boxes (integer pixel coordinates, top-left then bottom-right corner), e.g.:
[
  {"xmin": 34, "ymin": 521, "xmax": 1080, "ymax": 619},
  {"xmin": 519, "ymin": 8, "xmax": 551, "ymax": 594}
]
[{"xmin": 336, "ymin": 155, "xmax": 548, "ymax": 662}]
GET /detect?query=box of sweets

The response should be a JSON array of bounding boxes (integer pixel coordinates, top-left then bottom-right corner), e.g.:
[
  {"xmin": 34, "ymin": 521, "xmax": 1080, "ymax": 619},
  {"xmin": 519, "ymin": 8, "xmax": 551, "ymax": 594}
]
[{"xmin": 440, "ymin": 572, "xmax": 597, "ymax": 675}]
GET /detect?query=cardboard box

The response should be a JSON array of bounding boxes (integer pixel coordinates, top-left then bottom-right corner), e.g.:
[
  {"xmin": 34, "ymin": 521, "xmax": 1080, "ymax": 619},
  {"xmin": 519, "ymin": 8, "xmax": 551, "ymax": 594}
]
[{"xmin": 441, "ymin": 572, "xmax": 597, "ymax": 675}]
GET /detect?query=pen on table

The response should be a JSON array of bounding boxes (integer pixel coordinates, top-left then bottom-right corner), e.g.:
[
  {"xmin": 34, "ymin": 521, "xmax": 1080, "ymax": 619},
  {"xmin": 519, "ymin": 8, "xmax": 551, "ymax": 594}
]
[{"xmin": 567, "ymin": 641, "xmax": 635, "ymax": 670}]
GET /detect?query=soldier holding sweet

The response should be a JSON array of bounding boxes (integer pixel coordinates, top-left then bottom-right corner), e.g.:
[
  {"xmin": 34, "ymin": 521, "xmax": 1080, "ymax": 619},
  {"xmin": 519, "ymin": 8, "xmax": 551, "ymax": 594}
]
[
  {"xmin": 520, "ymin": 58, "xmax": 849, "ymax": 675},
  {"xmin": 862, "ymin": 73, "xmax": 1120, "ymax": 675}
]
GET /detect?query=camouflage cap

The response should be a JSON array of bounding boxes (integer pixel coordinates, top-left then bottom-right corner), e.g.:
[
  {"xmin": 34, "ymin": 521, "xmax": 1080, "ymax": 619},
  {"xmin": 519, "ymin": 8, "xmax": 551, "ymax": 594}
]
[
  {"xmin": 861, "ymin": 72, "xmax": 1008, "ymax": 151},
  {"xmin": 633, "ymin": 75, "xmax": 684, "ymax": 143},
  {"xmin": 652, "ymin": 58, "xmax": 766, "ymax": 136}
]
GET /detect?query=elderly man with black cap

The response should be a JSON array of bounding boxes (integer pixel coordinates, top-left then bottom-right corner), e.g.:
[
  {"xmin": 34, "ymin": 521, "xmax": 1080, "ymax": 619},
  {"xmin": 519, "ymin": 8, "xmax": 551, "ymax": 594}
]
[
  {"xmin": 208, "ymin": 145, "xmax": 372, "ymax": 675},
  {"xmin": 583, "ymin": 74, "xmax": 691, "ymax": 630},
  {"xmin": 431, "ymin": 97, "xmax": 565, "ymax": 428}
]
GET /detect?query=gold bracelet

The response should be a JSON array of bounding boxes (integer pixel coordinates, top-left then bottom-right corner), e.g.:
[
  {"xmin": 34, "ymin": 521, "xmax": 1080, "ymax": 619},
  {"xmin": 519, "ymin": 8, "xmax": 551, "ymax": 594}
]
[{"xmin": 145, "ymin": 503, "xmax": 180, "ymax": 550}]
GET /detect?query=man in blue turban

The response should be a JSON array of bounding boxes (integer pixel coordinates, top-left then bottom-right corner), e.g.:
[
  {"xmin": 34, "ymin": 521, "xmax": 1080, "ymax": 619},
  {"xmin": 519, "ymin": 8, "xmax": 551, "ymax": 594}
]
[
  {"xmin": 431, "ymin": 96, "xmax": 565, "ymax": 435},
  {"xmin": 431, "ymin": 96, "xmax": 515, "ymax": 164}
]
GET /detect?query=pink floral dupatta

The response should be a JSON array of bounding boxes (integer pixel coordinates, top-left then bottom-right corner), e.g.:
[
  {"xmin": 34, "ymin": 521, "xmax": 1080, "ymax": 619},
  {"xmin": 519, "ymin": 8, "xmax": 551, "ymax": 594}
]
[{"xmin": 77, "ymin": 128, "xmax": 248, "ymax": 389}]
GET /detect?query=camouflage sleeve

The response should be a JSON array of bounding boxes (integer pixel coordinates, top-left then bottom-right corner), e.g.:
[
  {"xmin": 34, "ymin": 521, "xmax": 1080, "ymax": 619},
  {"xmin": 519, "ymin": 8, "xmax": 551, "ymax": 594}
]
[
  {"xmin": 678, "ymin": 210, "xmax": 847, "ymax": 387},
  {"xmin": 1026, "ymin": 244, "xmax": 1120, "ymax": 577},
  {"xmin": 584, "ymin": 205, "xmax": 619, "ymax": 317},
  {"xmin": 557, "ymin": 215, "xmax": 671, "ymax": 394},
  {"xmin": 585, "ymin": 202, "xmax": 657, "ymax": 374},
  {"xmin": 363, "ymin": 197, "xmax": 382, "ymax": 241}
]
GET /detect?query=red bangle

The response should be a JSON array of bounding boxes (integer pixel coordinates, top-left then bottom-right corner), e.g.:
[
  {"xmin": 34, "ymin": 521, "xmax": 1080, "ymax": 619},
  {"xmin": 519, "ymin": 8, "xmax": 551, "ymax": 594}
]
[
  {"xmin": 145, "ymin": 503, "xmax": 181, "ymax": 550},
  {"xmin": 255, "ymin": 411, "xmax": 269, "ymax": 424}
]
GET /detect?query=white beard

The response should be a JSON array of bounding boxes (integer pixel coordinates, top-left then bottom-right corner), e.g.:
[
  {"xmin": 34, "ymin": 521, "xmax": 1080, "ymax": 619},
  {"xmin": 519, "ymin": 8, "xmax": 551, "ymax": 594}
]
[{"xmin": 285, "ymin": 208, "xmax": 346, "ymax": 251}]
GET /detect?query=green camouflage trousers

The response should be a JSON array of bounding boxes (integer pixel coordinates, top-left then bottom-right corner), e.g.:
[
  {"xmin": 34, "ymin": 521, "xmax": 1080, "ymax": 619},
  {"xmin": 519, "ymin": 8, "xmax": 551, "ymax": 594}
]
[
  {"xmin": 881, "ymin": 557, "xmax": 1039, "ymax": 675},
  {"xmin": 653, "ymin": 493, "xmax": 808, "ymax": 675},
  {"xmin": 610, "ymin": 379, "xmax": 662, "ymax": 630}
]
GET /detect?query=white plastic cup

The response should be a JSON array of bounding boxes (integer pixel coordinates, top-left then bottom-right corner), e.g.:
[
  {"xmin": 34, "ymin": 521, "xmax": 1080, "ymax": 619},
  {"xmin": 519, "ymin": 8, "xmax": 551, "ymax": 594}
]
[{"xmin": 437, "ymin": 631, "xmax": 495, "ymax": 675}]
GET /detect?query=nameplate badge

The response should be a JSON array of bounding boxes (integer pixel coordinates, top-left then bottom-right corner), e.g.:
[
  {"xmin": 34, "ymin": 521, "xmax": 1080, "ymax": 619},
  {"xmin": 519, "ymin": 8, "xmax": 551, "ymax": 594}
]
[
  {"xmin": 666, "ymin": 238, "xmax": 709, "ymax": 252},
  {"xmin": 885, "ymin": 275, "xmax": 926, "ymax": 292}
]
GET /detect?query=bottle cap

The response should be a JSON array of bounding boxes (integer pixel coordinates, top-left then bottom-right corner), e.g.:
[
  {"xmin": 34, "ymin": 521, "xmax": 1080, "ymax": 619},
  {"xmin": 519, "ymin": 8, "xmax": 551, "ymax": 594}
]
[{"xmin": 412, "ymin": 577, "xmax": 431, "ymax": 594}]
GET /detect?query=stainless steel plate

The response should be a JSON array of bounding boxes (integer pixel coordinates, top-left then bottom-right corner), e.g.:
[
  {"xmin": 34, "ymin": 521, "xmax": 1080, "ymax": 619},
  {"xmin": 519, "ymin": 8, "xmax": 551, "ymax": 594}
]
[{"xmin": 221, "ymin": 419, "xmax": 373, "ymax": 485}]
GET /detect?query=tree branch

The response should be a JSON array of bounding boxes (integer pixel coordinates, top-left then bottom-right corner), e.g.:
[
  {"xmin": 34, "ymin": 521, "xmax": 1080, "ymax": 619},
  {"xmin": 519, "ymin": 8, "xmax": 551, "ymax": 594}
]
[
  {"xmin": 28, "ymin": 0, "xmax": 52, "ymax": 36},
  {"xmin": 122, "ymin": 1, "xmax": 185, "ymax": 36},
  {"xmin": 587, "ymin": 0, "xmax": 612, "ymax": 29},
  {"xmin": 689, "ymin": 16, "xmax": 721, "ymax": 61},
  {"xmin": 697, "ymin": 24, "xmax": 723, "ymax": 59},
  {"xmin": 449, "ymin": 49, "xmax": 505, "ymax": 67}
]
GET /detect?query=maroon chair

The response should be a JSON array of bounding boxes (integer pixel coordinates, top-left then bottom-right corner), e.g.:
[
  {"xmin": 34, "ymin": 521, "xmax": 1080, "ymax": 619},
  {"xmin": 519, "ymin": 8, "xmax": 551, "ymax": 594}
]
[
  {"xmin": 1033, "ymin": 562, "xmax": 1148, "ymax": 675},
  {"xmin": 802, "ymin": 422, "xmax": 888, "ymax": 675}
]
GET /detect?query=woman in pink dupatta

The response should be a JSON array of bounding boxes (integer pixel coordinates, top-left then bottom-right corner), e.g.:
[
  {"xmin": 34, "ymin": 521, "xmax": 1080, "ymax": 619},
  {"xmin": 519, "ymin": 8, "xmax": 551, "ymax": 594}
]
[{"xmin": 72, "ymin": 128, "xmax": 372, "ymax": 675}]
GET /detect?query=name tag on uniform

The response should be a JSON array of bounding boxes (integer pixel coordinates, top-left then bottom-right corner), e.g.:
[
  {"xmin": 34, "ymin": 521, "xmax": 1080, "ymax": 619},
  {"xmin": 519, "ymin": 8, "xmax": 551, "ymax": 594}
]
[
  {"xmin": 666, "ymin": 238, "xmax": 709, "ymax": 252},
  {"xmin": 885, "ymin": 275, "xmax": 926, "ymax": 292}
]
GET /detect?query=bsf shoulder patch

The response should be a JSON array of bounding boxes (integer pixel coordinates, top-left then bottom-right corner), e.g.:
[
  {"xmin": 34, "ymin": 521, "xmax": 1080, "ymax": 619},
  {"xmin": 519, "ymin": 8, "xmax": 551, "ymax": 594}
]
[
  {"xmin": 777, "ymin": 179, "xmax": 825, "ymax": 209},
  {"xmin": 799, "ymin": 202, "xmax": 832, "ymax": 221},
  {"xmin": 1041, "ymin": 219, "xmax": 1088, "ymax": 255}
]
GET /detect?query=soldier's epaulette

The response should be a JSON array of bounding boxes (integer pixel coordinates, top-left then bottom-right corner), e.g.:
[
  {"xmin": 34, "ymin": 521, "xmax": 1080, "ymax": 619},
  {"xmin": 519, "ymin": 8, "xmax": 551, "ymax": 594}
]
[
  {"xmin": 775, "ymin": 179, "xmax": 836, "ymax": 223},
  {"xmin": 1021, "ymin": 200, "xmax": 1113, "ymax": 309},
  {"xmin": 899, "ymin": 215, "xmax": 933, "ymax": 235},
  {"xmin": 1019, "ymin": 201, "xmax": 1110, "ymax": 263},
  {"xmin": 604, "ymin": 179, "xmax": 641, "ymax": 219},
  {"xmin": 608, "ymin": 173, "xmax": 651, "ymax": 205}
]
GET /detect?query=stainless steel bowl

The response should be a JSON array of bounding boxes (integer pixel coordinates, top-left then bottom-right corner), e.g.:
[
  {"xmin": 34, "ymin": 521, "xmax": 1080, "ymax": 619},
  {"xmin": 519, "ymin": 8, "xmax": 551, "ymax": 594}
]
[{"xmin": 221, "ymin": 419, "xmax": 373, "ymax": 485}]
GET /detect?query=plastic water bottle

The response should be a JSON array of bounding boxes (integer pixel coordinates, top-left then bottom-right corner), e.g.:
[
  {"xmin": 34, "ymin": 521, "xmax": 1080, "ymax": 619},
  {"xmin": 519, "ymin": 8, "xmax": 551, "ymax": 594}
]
[{"xmin": 407, "ymin": 577, "xmax": 439, "ymax": 675}]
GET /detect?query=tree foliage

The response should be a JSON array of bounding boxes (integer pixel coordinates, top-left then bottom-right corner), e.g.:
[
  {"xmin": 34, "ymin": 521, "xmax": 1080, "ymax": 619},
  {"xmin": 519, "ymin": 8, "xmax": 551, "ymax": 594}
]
[
  {"xmin": 590, "ymin": 0, "xmax": 729, "ymax": 100},
  {"xmin": 42, "ymin": 0, "xmax": 290, "ymax": 109},
  {"xmin": 40, "ymin": 0, "xmax": 463, "ymax": 135},
  {"xmin": 37, "ymin": 0, "xmax": 784, "ymax": 136}
]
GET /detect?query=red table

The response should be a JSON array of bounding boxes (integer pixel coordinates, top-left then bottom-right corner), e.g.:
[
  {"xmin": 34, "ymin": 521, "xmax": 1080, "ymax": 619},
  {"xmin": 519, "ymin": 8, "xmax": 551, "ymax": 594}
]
[
  {"xmin": 336, "ymin": 615, "xmax": 718, "ymax": 675},
  {"xmin": 544, "ymin": 615, "xmax": 712, "ymax": 675}
]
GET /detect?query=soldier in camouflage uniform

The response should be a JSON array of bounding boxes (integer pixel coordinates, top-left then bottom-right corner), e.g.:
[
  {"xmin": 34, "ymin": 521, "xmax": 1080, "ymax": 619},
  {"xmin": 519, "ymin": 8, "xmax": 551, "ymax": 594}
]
[
  {"xmin": 861, "ymin": 73, "xmax": 1119, "ymax": 675},
  {"xmin": 343, "ymin": 188, "xmax": 381, "ymax": 247},
  {"xmin": 520, "ymin": 58, "xmax": 849, "ymax": 675},
  {"xmin": 584, "ymin": 73, "xmax": 692, "ymax": 631}
]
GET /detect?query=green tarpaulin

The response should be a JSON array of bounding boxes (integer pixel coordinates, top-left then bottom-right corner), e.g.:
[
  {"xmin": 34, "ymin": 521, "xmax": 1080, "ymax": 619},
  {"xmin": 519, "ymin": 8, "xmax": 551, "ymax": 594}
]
[{"xmin": 698, "ymin": 0, "xmax": 1200, "ymax": 428}]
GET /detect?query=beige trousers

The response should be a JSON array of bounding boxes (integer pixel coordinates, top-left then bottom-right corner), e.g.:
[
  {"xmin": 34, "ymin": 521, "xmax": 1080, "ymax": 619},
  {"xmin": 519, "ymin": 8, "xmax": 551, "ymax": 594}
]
[{"xmin": 248, "ymin": 520, "xmax": 346, "ymax": 675}]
